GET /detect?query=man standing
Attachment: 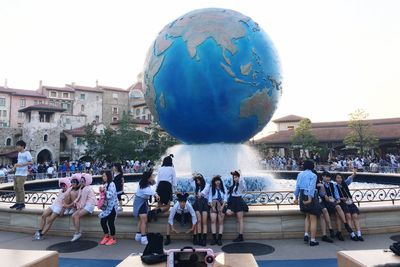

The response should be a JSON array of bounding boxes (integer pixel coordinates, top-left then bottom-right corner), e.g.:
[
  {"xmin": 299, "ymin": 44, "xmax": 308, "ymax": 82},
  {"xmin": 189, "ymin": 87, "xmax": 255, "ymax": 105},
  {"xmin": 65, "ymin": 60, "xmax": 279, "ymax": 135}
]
[{"xmin": 10, "ymin": 140, "xmax": 33, "ymax": 211}]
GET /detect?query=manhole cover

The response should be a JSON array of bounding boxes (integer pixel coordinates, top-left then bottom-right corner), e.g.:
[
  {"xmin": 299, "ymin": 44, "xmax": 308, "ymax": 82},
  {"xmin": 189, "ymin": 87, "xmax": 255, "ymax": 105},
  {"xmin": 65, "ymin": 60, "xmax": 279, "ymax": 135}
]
[
  {"xmin": 47, "ymin": 240, "xmax": 98, "ymax": 253},
  {"xmin": 390, "ymin": 235, "xmax": 400, "ymax": 242},
  {"xmin": 221, "ymin": 242, "xmax": 275, "ymax": 256}
]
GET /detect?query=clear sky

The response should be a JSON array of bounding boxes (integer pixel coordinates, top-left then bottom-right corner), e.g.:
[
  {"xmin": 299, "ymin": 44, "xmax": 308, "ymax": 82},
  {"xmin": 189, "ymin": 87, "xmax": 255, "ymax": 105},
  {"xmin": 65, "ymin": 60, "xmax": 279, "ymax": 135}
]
[{"xmin": 0, "ymin": 0, "xmax": 399, "ymax": 137}]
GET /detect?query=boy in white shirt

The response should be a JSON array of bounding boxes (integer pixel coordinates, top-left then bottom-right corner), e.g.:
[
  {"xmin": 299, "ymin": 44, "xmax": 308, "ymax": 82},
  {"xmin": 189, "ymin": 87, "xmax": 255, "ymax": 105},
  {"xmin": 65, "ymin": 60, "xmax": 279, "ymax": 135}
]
[
  {"xmin": 164, "ymin": 193, "xmax": 197, "ymax": 246},
  {"xmin": 10, "ymin": 140, "xmax": 33, "ymax": 211}
]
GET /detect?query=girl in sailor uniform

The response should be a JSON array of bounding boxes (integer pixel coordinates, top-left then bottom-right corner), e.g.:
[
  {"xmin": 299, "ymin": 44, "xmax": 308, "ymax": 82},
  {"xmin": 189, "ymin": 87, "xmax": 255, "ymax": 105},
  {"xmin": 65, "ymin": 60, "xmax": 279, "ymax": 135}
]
[
  {"xmin": 208, "ymin": 175, "xmax": 228, "ymax": 246},
  {"xmin": 335, "ymin": 171, "xmax": 363, "ymax": 241},
  {"xmin": 192, "ymin": 173, "xmax": 210, "ymax": 246},
  {"xmin": 225, "ymin": 170, "xmax": 248, "ymax": 242}
]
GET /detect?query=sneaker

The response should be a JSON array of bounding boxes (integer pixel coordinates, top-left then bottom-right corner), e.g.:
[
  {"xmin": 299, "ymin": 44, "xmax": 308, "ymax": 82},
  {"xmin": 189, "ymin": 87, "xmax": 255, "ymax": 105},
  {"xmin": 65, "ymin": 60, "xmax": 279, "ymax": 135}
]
[
  {"xmin": 322, "ymin": 235, "xmax": 333, "ymax": 243},
  {"xmin": 71, "ymin": 232, "xmax": 82, "ymax": 242},
  {"xmin": 105, "ymin": 237, "xmax": 117, "ymax": 246},
  {"xmin": 32, "ymin": 234, "xmax": 45, "ymax": 241},
  {"xmin": 329, "ymin": 229, "xmax": 335, "ymax": 239},
  {"xmin": 309, "ymin": 241, "xmax": 319, "ymax": 246},
  {"xmin": 9, "ymin": 203, "xmax": 19, "ymax": 209},
  {"xmin": 141, "ymin": 236, "xmax": 148, "ymax": 245},
  {"xmin": 336, "ymin": 232, "xmax": 344, "ymax": 241},
  {"xmin": 135, "ymin": 233, "xmax": 142, "ymax": 242},
  {"xmin": 303, "ymin": 235, "xmax": 309, "ymax": 243},
  {"xmin": 16, "ymin": 204, "xmax": 25, "ymax": 211},
  {"xmin": 100, "ymin": 235, "xmax": 110, "ymax": 245},
  {"xmin": 64, "ymin": 209, "xmax": 71, "ymax": 216},
  {"xmin": 357, "ymin": 235, "xmax": 364, "ymax": 241}
]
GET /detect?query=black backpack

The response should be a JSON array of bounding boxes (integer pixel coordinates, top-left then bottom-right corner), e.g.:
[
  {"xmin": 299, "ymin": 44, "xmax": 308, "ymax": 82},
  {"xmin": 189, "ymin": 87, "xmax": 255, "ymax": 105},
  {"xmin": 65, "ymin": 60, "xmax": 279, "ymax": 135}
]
[
  {"xmin": 141, "ymin": 233, "xmax": 167, "ymax": 264},
  {"xmin": 390, "ymin": 242, "xmax": 400, "ymax": 256}
]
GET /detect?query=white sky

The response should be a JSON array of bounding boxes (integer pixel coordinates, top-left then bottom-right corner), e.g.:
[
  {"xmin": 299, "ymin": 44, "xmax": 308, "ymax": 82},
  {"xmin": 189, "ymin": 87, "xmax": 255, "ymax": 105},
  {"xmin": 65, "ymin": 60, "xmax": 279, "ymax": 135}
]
[{"xmin": 0, "ymin": 0, "xmax": 399, "ymax": 138}]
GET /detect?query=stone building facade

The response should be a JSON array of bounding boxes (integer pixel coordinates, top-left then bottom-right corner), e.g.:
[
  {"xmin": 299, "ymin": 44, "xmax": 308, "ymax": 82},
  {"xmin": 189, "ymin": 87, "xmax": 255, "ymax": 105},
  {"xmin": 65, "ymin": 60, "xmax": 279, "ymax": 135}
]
[
  {"xmin": 0, "ymin": 88, "xmax": 11, "ymax": 127},
  {"xmin": 100, "ymin": 85, "xmax": 129, "ymax": 125},
  {"xmin": 67, "ymin": 84, "xmax": 103, "ymax": 124},
  {"xmin": 38, "ymin": 83, "xmax": 75, "ymax": 115}
]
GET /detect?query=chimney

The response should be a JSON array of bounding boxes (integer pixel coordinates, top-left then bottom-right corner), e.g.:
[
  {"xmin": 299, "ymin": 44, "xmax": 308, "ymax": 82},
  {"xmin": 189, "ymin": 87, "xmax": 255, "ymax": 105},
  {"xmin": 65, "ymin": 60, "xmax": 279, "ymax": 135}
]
[
  {"xmin": 71, "ymin": 82, "xmax": 75, "ymax": 87},
  {"xmin": 39, "ymin": 80, "xmax": 42, "ymax": 89},
  {"xmin": 4, "ymin": 78, "xmax": 7, "ymax": 88},
  {"xmin": 96, "ymin": 79, "xmax": 99, "ymax": 87}
]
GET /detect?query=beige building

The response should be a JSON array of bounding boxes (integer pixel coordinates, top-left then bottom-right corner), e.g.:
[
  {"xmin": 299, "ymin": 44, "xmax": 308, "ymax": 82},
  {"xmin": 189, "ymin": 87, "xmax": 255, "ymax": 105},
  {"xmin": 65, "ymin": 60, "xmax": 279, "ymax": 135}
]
[
  {"xmin": 38, "ymin": 82, "xmax": 75, "ymax": 114},
  {"xmin": 0, "ymin": 88, "xmax": 11, "ymax": 127},
  {"xmin": 99, "ymin": 85, "xmax": 129, "ymax": 125}
]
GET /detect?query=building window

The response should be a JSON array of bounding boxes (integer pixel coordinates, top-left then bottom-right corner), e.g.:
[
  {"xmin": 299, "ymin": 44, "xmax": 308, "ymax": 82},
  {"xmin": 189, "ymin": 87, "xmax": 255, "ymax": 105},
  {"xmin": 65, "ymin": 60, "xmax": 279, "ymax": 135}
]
[
  {"xmin": 142, "ymin": 107, "xmax": 147, "ymax": 114},
  {"xmin": 6, "ymin": 138, "xmax": 11, "ymax": 146},
  {"xmin": 147, "ymin": 114, "xmax": 152, "ymax": 121},
  {"xmin": 136, "ymin": 109, "xmax": 140, "ymax": 115},
  {"xmin": 50, "ymin": 91, "xmax": 57, "ymax": 98},
  {"xmin": 77, "ymin": 137, "xmax": 82, "ymax": 145},
  {"xmin": 287, "ymin": 126, "xmax": 294, "ymax": 130},
  {"xmin": 19, "ymin": 99, "xmax": 26, "ymax": 107},
  {"xmin": 112, "ymin": 93, "xmax": 118, "ymax": 99},
  {"xmin": 34, "ymin": 100, "xmax": 38, "ymax": 105},
  {"xmin": 44, "ymin": 134, "xmax": 48, "ymax": 142},
  {"xmin": 39, "ymin": 100, "xmax": 43, "ymax": 104},
  {"xmin": 95, "ymin": 115, "xmax": 99, "ymax": 122},
  {"xmin": 62, "ymin": 92, "xmax": 69, "ymax": 99},
  {"xmin": 81, "ymin": 105, "xmax": 85, "ymax": 112},
  {"xmin": 39, "ymin": 112, "xmax": 51, "ymax": 123},
  {"xmin": 142, "ymin": 115, "xmax": 145, "ymax": 120},
  {"xmin": 2, "ymin": 110, "xmax": 6, "ymax": 117},
  {"xmin": 96, "ymin": 95, "xmax": 99, "ymax": 101},
  {"xmin": 0, "ymin": 98, "xmax": 5, "ymax": 106},
  {"xmin": 136, "ymin": 117, "xmax": 140, "ymax": 120},
  {"xmin": 17, "ymin": 123, "xmax": 23, "ymax": 128},
  {"xmin": 112, "ymin": 117, "xmax": 118, "ymax": 122},
  {"xmin": 61, "ymin": 103, "xmax": 70, "ymax": 109},
  {"xmin": 66, "ymin": 118, "xmax": 71, "ymax": 124},
  {"xmin": 100, "ymin": 130, "xmax": 104, "ymax": 134},
  {"xmin": 112, "ymin": 107, "xmax": 118, "ymax": 115},
  {"xmin": 80, "ymin": 93, "xmax": 85, "ymax": 100}
]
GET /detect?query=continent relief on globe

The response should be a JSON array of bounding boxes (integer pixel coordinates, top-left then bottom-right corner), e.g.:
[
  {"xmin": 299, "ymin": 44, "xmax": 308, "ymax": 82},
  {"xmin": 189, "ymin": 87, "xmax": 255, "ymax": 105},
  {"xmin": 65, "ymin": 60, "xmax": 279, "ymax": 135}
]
[{"xmin": 143, "ymin": 8, "xmax": 281, "ymax": 143}]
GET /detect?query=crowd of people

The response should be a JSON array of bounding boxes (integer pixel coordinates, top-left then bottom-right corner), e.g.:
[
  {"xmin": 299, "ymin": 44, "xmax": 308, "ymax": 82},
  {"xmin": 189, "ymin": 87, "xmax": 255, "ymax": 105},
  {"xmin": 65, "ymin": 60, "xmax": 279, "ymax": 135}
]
[{"xmin": 261, "ymin": 153, "xmax": 400, "ymax": 173}]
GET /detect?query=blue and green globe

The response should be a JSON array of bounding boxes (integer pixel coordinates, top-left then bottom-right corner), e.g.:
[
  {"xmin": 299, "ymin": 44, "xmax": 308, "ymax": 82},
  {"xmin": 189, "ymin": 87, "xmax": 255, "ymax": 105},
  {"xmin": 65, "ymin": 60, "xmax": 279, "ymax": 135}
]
[{"xmin": 143, "ymin": 8, "xmax": 281, "ymax": 144}]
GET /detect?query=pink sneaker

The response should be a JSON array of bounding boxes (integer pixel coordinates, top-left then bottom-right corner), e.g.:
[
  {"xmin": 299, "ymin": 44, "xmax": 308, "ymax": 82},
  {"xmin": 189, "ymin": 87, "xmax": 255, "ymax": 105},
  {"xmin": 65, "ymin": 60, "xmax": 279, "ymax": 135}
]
[
  {"xmin": 105, "ymin": 237, "xmax": 117, "ymax": 246},
  {"xmin": 100, "ymin": 235, "xmax": 110, "ymax": 245}
]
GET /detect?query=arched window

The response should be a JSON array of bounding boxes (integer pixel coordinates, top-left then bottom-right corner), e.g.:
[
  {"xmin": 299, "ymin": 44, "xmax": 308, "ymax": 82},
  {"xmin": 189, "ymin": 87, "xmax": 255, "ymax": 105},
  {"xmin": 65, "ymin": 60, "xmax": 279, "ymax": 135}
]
[
  {"xmin": 44, "ymin": 134, "xmax": 48, "ymax": 142},
  {"xmin": 6, "ymin": 138, "xmax": 11, "ymax": 146},
  {"xmin": 81, "ymin": 105, "xmax": 85, "ymax": 112}
]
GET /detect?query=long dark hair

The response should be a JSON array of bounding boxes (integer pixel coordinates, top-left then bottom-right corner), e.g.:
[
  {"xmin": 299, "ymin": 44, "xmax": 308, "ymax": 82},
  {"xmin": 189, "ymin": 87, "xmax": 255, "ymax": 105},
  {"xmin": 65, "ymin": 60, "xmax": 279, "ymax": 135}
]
[
  {"xmin": 211, "ymin": 175, "xmax": 225, "ymax": 196},
  {"xmin": 161, "ymin": 154, "xmax": 173, "ymax": 167},
  {"xmin": 228, "ymin": 171, "xmax": 240, "ymax": 195},
  {"xmin": 102, "ymin": 170, "xmax": 113, "ymax": 189},
  {"xmin": 139, "ymin": 170, "xmax": 153, "ymax": 189},
  {"xmin": 194, "ymin": 174, "xmax": 206, "ymax": 193},
  {"xmin": 113, "ymin": 162, "xmax": 123, "ymax": 174}
]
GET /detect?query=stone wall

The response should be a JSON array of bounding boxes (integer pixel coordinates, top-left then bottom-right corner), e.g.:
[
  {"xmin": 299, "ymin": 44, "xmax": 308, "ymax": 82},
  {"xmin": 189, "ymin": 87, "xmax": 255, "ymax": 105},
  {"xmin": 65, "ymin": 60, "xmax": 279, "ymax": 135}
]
[
  {"xmin": 102, "ymin": 89, "xmax": 129, "ymax": 125},
  {"xmin": 73, "ymin": 90, "xmax": 103, "ymax": 124}
]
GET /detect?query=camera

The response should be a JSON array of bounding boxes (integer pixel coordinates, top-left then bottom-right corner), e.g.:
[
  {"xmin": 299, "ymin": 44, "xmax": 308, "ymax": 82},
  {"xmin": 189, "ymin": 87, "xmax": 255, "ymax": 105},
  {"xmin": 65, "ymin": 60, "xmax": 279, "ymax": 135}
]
[{"xmin": 166, "ymin": 247, "xmax": 215, "ymax": 267}]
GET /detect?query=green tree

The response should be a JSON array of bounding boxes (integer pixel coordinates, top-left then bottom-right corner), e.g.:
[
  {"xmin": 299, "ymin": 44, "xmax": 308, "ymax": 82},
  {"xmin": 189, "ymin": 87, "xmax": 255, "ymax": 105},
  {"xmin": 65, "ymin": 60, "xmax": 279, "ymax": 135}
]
[
  {"xmin": 97, "ymin": 126, "xmax": 117, "ymax": 161},
  {"xmin": 291, "ymin": 118, "xmax": 318, "ymax": 155},
  {"xmin": 82, "ymin": 122, "xmax": 99, "ymax": 158},
  {"xmin": 343, "ymin": 109, "xmax": 378, "ymax": 156}
]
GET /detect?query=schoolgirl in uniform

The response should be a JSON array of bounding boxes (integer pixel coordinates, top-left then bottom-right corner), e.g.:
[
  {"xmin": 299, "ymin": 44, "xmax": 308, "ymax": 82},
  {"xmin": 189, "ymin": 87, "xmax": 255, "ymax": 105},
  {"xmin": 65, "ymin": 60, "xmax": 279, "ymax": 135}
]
[
  {"xmin": 294, "ymin": 160, "xmax": 321, "ymax": 246},
  {"xmin": 320, "ymin": 171, "xmax": 357, "ymax": 241},
  {"xmin": 225, "ymin": 170, "xmax": 248, "ymax": 242},
  {"xmin": 192, "ymin": 173, "xmax": 210, "ymax": 246},
  {"xmin": 208, "ymin": 175, "xmax": 228, "ymax": 246},
  {"xmin": 335, "ymin": 171, "xmax": 363, "ymax": 241},
  {"xmin": 133, "ymin": 170, "xmax": 160, "ymax": 245},
  {"xmin": 150, "ymin": 155, "xmax": 176, "ymax": 221}
]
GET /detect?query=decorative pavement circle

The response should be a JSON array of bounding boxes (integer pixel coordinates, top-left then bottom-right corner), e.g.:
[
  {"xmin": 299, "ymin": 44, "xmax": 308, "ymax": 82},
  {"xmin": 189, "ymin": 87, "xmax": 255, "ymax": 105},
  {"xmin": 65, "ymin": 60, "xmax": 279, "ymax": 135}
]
[
  {"xmin": 221, "ymin": 242, "xmax": 275, "ymax": 256},
  {"xmin": 46, "ymin": 240, "xmax": 98, "ymax": 253},
  {"xmin": 390, "ymin": 235, "xmax": 400, "ymax": 242}
]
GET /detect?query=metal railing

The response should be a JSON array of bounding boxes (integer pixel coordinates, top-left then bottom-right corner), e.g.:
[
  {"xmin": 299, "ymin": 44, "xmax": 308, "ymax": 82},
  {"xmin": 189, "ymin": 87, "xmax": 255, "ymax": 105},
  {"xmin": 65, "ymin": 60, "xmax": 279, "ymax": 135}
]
[{"xmin": 1, "ymin": 186, "xmax": 399, "ymax": 210}]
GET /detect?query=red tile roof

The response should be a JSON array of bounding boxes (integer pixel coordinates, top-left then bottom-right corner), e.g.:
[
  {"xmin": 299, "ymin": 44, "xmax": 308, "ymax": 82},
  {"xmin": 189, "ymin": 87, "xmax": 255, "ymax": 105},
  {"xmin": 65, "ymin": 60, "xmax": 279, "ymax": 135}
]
[
  {"xmin": 64, "ymin": 126, "xmax": 86, "ymax": 137},
  {"xmin": 41, "ymin": 85, "xmax": 75, "ymax": 93},
  {"xmin": 111, "ymin": 119, "xmax": 151, "ymax": 125},
  {"xmin": 66, "ymin": 84, "xmax": 103, "ymax": 93},
  {"xmin": 257, "ymin": 117, "xmax": 400, "ymax": 144},
  {"xmin": 97, "ymin": 85, "xmax": 128, "ymax": 93},
  {"xmin": 272, "ymin": 115, "xmax": 305, "ymax": 123}
]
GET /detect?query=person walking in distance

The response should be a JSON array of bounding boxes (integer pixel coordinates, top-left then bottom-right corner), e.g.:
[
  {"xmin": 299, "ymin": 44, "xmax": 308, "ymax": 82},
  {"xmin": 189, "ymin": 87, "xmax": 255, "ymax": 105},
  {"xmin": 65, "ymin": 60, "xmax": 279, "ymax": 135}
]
[{"xmin": 10, "ymin": 140, "xmax": 33, "ymax": 211}]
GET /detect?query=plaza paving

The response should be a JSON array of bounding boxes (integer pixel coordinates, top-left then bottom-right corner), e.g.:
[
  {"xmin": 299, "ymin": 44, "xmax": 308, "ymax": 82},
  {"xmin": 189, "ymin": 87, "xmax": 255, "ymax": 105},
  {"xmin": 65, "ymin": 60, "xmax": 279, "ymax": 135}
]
[{"xmin": 0, "ymin": 230, "xmax": 397, "ymax": 266}]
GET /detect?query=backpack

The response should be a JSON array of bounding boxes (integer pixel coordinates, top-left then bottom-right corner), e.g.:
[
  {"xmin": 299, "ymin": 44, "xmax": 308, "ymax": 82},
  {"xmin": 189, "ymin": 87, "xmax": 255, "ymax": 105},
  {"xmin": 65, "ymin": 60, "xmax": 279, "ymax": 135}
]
[{"xmin": 96, "ymin": 190, "xmax": 108, "ymax": 210}]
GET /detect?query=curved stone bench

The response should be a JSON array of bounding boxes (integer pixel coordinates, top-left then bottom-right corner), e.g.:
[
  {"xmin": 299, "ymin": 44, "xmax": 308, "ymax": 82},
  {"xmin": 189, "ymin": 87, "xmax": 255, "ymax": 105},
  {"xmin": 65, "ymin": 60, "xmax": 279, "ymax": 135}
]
[{"xmin": 1, "ymin": 204, "xmax": 399, "ymax": 240}]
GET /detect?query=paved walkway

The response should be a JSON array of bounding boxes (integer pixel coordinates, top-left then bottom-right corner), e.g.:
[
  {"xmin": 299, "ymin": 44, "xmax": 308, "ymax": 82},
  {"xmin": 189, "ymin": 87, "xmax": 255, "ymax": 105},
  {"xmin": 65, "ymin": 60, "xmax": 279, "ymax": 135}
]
[{"xmin": 0, "ymin": 230, "xmax": 397, "ymax": 266}]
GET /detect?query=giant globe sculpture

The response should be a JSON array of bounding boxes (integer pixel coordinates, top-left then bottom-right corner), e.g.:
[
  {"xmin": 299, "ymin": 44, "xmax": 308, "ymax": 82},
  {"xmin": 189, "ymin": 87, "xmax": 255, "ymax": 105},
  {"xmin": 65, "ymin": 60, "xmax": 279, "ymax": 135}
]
[{"xmin": 143, "ymin": 8, "xmax": 282, "ymax": 144}]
